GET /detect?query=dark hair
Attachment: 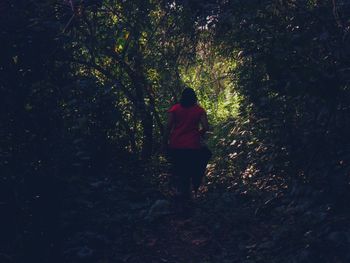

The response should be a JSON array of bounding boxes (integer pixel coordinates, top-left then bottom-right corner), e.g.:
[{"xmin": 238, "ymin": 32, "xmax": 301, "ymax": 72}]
[{"xmin": 180, "ymin": 87, "xmax": 197, "ymax": 107}]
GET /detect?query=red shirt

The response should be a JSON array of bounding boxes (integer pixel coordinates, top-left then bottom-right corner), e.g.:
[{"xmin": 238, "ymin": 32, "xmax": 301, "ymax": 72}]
[{"xmin": 168, "ymin": 103, "xmax": 205, "ymax": 149}]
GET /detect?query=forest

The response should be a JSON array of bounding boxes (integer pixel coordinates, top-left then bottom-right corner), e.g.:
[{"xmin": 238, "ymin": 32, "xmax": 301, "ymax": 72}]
[{"xmin": 1, "ymin": 0, "xmax": 350, "ymax": 262}]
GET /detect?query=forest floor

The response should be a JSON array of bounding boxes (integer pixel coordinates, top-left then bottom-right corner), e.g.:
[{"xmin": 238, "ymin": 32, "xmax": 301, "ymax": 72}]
[{"xmin": 62, "ymin": 160, "xmax": 350, "ymax": 263}]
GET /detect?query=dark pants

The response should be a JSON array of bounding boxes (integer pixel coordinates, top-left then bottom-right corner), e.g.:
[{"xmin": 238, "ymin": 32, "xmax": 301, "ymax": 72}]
[{"xmin": 169, "ymin": 147, "xmax": 212, "ymax": 200}]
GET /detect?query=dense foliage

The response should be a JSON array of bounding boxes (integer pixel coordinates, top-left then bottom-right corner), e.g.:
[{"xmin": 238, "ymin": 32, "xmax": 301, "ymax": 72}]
[
  {"xmin": 212, "ymin": 0, "xmax": 350, "ymax": 194},
  {"xmin": 1, "ymin": 0, "xmax": 350, "ymax": 262}
]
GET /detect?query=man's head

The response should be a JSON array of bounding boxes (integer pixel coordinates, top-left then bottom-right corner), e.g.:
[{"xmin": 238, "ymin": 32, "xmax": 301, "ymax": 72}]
[{"xmin": 180, "ymin": 87, "xmax": 197, "ymax": 107}]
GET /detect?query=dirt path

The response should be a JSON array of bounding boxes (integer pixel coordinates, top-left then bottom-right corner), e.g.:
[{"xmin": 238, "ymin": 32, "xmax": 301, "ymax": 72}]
[
  {"xmin": 61, "ymin": 170, "xmax": 350, "ymax": 263},
  {"xmin": 61, "ymin": 171, "xmax": 270, "ymax": 263}
]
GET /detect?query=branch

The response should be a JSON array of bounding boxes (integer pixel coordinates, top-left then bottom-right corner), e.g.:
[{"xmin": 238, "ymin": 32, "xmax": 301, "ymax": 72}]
[{"xmin": 71, "ymin": 59, "xmax": 137, "ymax": 103}]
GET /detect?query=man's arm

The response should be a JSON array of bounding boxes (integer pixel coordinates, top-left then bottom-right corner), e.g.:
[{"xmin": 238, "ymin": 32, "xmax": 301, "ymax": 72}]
[{"xmin": 199, "ymin": 111, "xmax": 209, "ymax": 136}]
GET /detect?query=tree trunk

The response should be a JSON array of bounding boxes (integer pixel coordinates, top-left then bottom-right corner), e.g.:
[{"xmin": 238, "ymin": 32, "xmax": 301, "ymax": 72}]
[
  {"xmin": 139, "ymin": 107, "xmax": 153, "ymax": 159},
  {"xmin": 130, "ymin": 57, "xmax": 153, "ymax": 159}
]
